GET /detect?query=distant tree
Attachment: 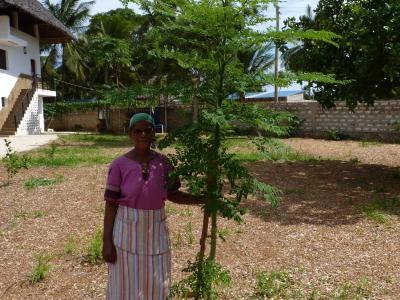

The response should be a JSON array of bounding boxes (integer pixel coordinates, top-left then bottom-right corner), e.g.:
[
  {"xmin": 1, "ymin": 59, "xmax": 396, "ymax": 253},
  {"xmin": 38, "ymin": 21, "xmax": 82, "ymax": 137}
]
[
  {"xmin": 41, "ymin": 0, "xmax": 94, "ymax": 98},
  {"xmin": 86, "ymin": 8, "xmax": 142, "ymax": 39},
  {"xmin": 87, "ymin": 35, "xmax": 131, "ymax": 86},
  {"xmin": 282, "ymin": 0, "xmax": 400, "ymax": 108}
]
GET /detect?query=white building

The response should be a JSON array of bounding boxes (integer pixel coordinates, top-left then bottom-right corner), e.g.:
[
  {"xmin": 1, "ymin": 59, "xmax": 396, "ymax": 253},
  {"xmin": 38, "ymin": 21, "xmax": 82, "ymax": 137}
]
[{"xmin": 0, "ymin": 0, "xmax": 72, "ymax": 136}]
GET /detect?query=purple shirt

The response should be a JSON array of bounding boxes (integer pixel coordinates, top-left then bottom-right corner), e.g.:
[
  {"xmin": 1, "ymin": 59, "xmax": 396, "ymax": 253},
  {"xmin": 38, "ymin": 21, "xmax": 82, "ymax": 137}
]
[{"xmin": 104, "ymin": 153, "xmax": 180, "ymax": 209}]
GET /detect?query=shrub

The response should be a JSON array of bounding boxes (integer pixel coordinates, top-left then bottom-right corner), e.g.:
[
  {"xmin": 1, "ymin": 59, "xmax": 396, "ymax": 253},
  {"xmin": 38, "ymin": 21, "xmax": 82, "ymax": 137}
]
[
  {"xmin": 87, "ymin": 228, "xmax": 103, "ymax": 264},
  {"xmin": 327, "ymin": 129, "xmax": 348, "ymax": 141},
  {"xmin": 29, "ymin": 254, "xmax": 51, "ymax": 283},
  {"xmin": 255, "ymin": 271, "xmax": 293, "ymax": 299},
  {"xmin": 1, "ymin": 139, "xmax": 30, "ymax": 185}
]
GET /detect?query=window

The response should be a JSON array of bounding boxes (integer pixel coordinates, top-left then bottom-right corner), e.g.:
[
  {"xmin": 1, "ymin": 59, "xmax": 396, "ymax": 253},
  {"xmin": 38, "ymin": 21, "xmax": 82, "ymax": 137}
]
[{"xmin": 0, "ymin": 49, "xmax": 7, "ymax": 70}]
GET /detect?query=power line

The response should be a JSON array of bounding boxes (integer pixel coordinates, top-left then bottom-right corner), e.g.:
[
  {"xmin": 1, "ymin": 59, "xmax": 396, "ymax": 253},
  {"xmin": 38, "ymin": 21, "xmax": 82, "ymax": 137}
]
[{"xmin": 54, "ymin": 79, "xmax": 95, "ymax": 91}]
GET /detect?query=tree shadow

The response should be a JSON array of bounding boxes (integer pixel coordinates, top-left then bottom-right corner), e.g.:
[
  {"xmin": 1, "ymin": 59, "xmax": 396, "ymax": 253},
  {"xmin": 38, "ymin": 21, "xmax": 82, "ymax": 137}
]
[{"xmin": 243, "ymin": 160, "xmax": 400, "ymax": 226}]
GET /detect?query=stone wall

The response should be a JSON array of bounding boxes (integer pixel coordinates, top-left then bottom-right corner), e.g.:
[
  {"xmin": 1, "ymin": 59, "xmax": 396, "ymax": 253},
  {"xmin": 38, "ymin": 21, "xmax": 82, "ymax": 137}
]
[
  {"xmin": 258, "ymin": 100, "xmax": 400, "ymax": 141},
  {"xmin": 46, "ymin": 100, "xmax": 400, "ymax": 141},
  {"xmin": 47, "ymin": 110, "xmax": 99, "ymax": 132}
]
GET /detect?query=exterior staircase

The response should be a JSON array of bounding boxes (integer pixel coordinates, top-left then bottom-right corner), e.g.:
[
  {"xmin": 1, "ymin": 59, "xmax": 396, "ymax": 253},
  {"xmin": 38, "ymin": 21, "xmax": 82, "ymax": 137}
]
[{"xmin": 0, "ymin": 74, "xmax": 37, "ymax": 136}]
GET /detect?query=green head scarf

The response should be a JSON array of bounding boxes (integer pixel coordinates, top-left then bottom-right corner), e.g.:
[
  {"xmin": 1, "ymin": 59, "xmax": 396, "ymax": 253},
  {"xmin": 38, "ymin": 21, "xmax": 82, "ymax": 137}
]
[{"xmin": 128, "ymin": 113, "xmax": 155, "ymax": 129}]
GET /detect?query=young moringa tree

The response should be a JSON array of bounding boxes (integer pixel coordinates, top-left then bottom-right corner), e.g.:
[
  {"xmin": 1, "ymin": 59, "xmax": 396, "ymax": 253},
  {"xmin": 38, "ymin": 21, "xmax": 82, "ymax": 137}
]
[{"xmin": 122, "ymin": 0, "xmax": 342, "ymax": 298}]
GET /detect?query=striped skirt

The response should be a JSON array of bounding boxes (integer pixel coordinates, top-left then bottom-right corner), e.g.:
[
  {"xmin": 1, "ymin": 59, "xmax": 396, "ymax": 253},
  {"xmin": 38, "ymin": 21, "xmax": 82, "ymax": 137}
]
[{"xmin": 107, "ymin": 206, "xmax": 172, "ymax": 300}]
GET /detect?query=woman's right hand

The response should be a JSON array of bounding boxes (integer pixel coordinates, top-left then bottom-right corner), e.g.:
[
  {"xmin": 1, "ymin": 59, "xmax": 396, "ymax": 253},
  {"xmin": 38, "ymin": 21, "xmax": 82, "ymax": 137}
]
[{"xmin": 103, "ymin": 241, "xmax": 117, "ymax": 264}]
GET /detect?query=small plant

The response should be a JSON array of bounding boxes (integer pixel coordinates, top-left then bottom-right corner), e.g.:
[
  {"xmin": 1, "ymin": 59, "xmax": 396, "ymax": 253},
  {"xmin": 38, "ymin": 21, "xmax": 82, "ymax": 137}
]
[
  {"xmin": 29, "ymin": 254, "xmax": 51, "ymax": 283},
  {"xmin": 46, "ymin": 142, "xmax": 58, "ymax": 160},
  {"xmin": 185, "ymin": 222, "xmax": 195, "ymax": 245},
  {"xmin": 254, "ymin": 271, "xmax": 293, "ymax": 299},
  {"xmin": 217, "ymin": 228, "xmax": 231, "ymax": 242},
  {"xmin": 252, "ymin": 138, "xmax": 315, "ymax": 162},
  {"xmin": 170, "ymin": 255, "xmax": 231, "ymax": 300},
  {"xmin": 64, "ymin": 237, "xmax": 78, "ymax": 255},
  {"xmin": 362, "ymin": 204, "xmax": 389, "ymax": 224},
  {"xmin": 361, "ymin": 197, "xmax": 399, "ymax": 225},
  {"xmin": 179, "ymin": 208, "xmax": 194, "ymax": 217},
  {"xmin": 327, "ymin": 129, "xmax": 348, "ymax": 141},
  {"xmin": 24, "ymin": 175, "xmax": 63, "ymax": 189},
  {"xmin": 331, "ymin": 278, "xmax": 372, "ymax": 300},
  {"xmin": 349, "ymin": 157, "xmax": 360, "ymax": 164},
  {"xmin": 87, "ymin": 228, "xmax": 103, "ymax": 264},
  {"xmin": 32, "ymin": 211, "xmax": 48, "ymax": 218},
  {"xmin": 360, "ymin": 140, "xmax": 383, "ymax": 147},
  {"xmin": 165, "ymin": 203, "xmax": 179, "ymax": 215},
  {"xmin": 1, "ymin": 139, "xmax": 30, "ymax": 185},
  {"xmin": 173, "ymin": 231, "xmax": 184, "ymax": 249}
]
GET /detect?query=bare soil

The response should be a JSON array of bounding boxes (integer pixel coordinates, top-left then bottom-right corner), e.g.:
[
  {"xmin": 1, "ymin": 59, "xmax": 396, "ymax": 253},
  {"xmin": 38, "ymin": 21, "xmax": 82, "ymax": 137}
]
[{"xmin": 1, "ymin": 138, "xmax": 400, "ymax": 299}]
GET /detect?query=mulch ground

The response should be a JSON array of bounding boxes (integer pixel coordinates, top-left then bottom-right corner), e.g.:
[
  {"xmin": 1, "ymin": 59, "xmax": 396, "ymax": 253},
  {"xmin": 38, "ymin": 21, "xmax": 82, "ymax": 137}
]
[{"xmin": 1, "ymin": 138, "xmax": 400, "ymax": 299}]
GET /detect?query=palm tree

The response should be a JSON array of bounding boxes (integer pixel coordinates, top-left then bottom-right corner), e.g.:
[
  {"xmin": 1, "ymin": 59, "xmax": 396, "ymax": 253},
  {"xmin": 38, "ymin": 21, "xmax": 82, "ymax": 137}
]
[
  {"xmin": 237, "ymin": 43, "xmax": 275, "ymax": 101},
  {"xmin": 281, "ymin": 5, "xmax": 315, "ymax": 70},
  {"xmin": 41, "ymin": 0, "xmax": 94, "ymax": 97}
]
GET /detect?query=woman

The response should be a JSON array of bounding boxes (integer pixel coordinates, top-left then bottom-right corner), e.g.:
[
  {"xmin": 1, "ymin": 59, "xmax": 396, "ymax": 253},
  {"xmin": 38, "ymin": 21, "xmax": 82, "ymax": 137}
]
[{"xmin": 102, "ymin": 113, "xmax": 202, "ymax": 300}]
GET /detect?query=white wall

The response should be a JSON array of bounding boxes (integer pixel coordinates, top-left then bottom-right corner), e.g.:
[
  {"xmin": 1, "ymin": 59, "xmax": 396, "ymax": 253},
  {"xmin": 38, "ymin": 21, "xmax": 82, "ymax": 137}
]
[
  {"xmin": 15, "ymin": 90, "xmax": 56, "ymax": 135},
  {"xmin": 0, "ymin": 19, "xmax": 41, "ymax": 111}
]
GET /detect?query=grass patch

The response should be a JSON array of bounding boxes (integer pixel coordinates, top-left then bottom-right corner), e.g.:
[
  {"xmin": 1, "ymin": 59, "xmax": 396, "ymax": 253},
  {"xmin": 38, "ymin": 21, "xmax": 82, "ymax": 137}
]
[
  {"xmin": 23, "ymin": 134, "xmax": 133, "ymax": 168},
  {"xmin": 234, "ymin": 152, "xmax": 265, "ymax": 162},
  {"xmin": 29, "ymin": 146, "xmax": 116, "ymax": 167},
  {"xmin": 86, "ymin": 228, "xmax": 103, "ymax": 264},
  {"xmin": 29, "ymin": 254, "xmax": 51, "ymax": 284},
  {"xmin": 32, "ymin": 211, "xmax": 48, "ymax": 218},
  {"xmin": 360, "ymin": 140, "xmax": 383, "ymax": 147},
  {"xmin": 64, "ymin": 237, "xmax": 78, "ymax": 255},
  {"xmin": 24, "ymin": 175, "xmax": 63, "ymax": 189},
  {"xmin": 361, "ymin": 196, "xmax": 400, "ymax": 224},
  {"xmin": 254, "ymin": 271, "xmax": 296, "ymax": 299},
  {"xmin": 330, "ymin": 278, "xmax": 372, "ymax": 300},
  {"xmin": 253, "ymin": 271, "xmax": 373, "ymax": 299},
  {"xmin": 226, "ymin": 137, "xmax": 316, "ymax": 162},
  {"xmin": 60, "ymin": 134, "xmax": 131, "ymax": 148},
  {"xmin": 257, "ymin": 139, "xmax": 315, "ymax": 162}
]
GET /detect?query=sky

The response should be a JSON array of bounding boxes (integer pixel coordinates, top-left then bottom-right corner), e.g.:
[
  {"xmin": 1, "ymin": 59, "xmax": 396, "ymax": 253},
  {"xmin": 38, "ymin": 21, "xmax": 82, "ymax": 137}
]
[
  {"xmin": 91, "ymin": 0, "xmax": 320, "ymax": 25},
  {"xmin": 90, "ymin": 0, "xmax": 321, "ymax": 92}
]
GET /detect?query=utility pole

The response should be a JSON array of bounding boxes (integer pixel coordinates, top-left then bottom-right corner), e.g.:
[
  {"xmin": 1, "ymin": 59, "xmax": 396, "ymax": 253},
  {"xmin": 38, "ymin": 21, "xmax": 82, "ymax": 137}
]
[{"xmin": 274, "ymin": 2, "xmax": 280, "ymax": 102}]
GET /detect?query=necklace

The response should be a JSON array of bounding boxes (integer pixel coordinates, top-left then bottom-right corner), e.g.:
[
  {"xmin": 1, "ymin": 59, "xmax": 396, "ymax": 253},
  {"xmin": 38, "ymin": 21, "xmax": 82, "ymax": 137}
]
[{"xmin": 141, "ymin": 161, "xmax": 150, "ymax": 181}]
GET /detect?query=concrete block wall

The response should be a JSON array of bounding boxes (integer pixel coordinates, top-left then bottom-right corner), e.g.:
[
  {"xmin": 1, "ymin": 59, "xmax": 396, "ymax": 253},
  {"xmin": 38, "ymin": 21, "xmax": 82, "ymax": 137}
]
[
  {"xmin": 47, "ymin": 110, "xmax": 99, "ymax": 131},
  {"xmin": 46, "ymin": 100, "xmax": 400, "ymax": 141},
  {"xmin": 259, "ymin": 100, "xmax": 400, "ymax": 141}
]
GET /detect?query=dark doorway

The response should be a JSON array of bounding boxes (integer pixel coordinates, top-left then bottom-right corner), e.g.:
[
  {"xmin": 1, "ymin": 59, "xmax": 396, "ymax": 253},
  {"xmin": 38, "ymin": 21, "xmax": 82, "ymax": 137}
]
[{"xmin": 30, "ymin": 59, "xmax": 36, "ymax": 76}]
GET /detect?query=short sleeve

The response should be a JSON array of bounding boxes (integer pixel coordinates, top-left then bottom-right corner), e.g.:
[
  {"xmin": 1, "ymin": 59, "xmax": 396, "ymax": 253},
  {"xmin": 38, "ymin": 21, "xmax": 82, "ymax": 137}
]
[
  {"xmin": 104, "ymin": 161, "xmax": 122, "ymax": 202},
  {"xmin": 164, "ymin": 157, "xmax": 181, "ymax": 194}
]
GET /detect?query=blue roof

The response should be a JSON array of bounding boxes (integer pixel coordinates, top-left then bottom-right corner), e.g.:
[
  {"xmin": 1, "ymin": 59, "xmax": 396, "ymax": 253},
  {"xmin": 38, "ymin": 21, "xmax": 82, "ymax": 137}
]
[{"xmin": 228, "ymin": 90, "xmax": 303, "ymax": 100}]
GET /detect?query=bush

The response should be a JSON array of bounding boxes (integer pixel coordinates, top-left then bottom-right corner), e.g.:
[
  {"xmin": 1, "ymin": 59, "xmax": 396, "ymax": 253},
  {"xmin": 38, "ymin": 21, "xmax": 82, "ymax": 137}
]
[
  {"xmin": 327, "ymin": 129, "xmax": 349, "ymax": 141},
  {"xmin": 1, "ymin": 139, "xmax": 30, "ymax": 185},
  {"xmin": 29, "ymin": 254, "xmax": 51, "ymax": 284},
  {"xmin": 87, "ymin": 228, "xmax": 103, "ymax": 264}
]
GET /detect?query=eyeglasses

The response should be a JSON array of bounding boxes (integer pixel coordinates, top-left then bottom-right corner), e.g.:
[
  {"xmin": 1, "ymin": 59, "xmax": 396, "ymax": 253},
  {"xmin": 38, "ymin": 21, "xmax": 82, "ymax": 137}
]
[{"xmin": 132, "ymin": 127, "xmax": 154, "ymax": 135}]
